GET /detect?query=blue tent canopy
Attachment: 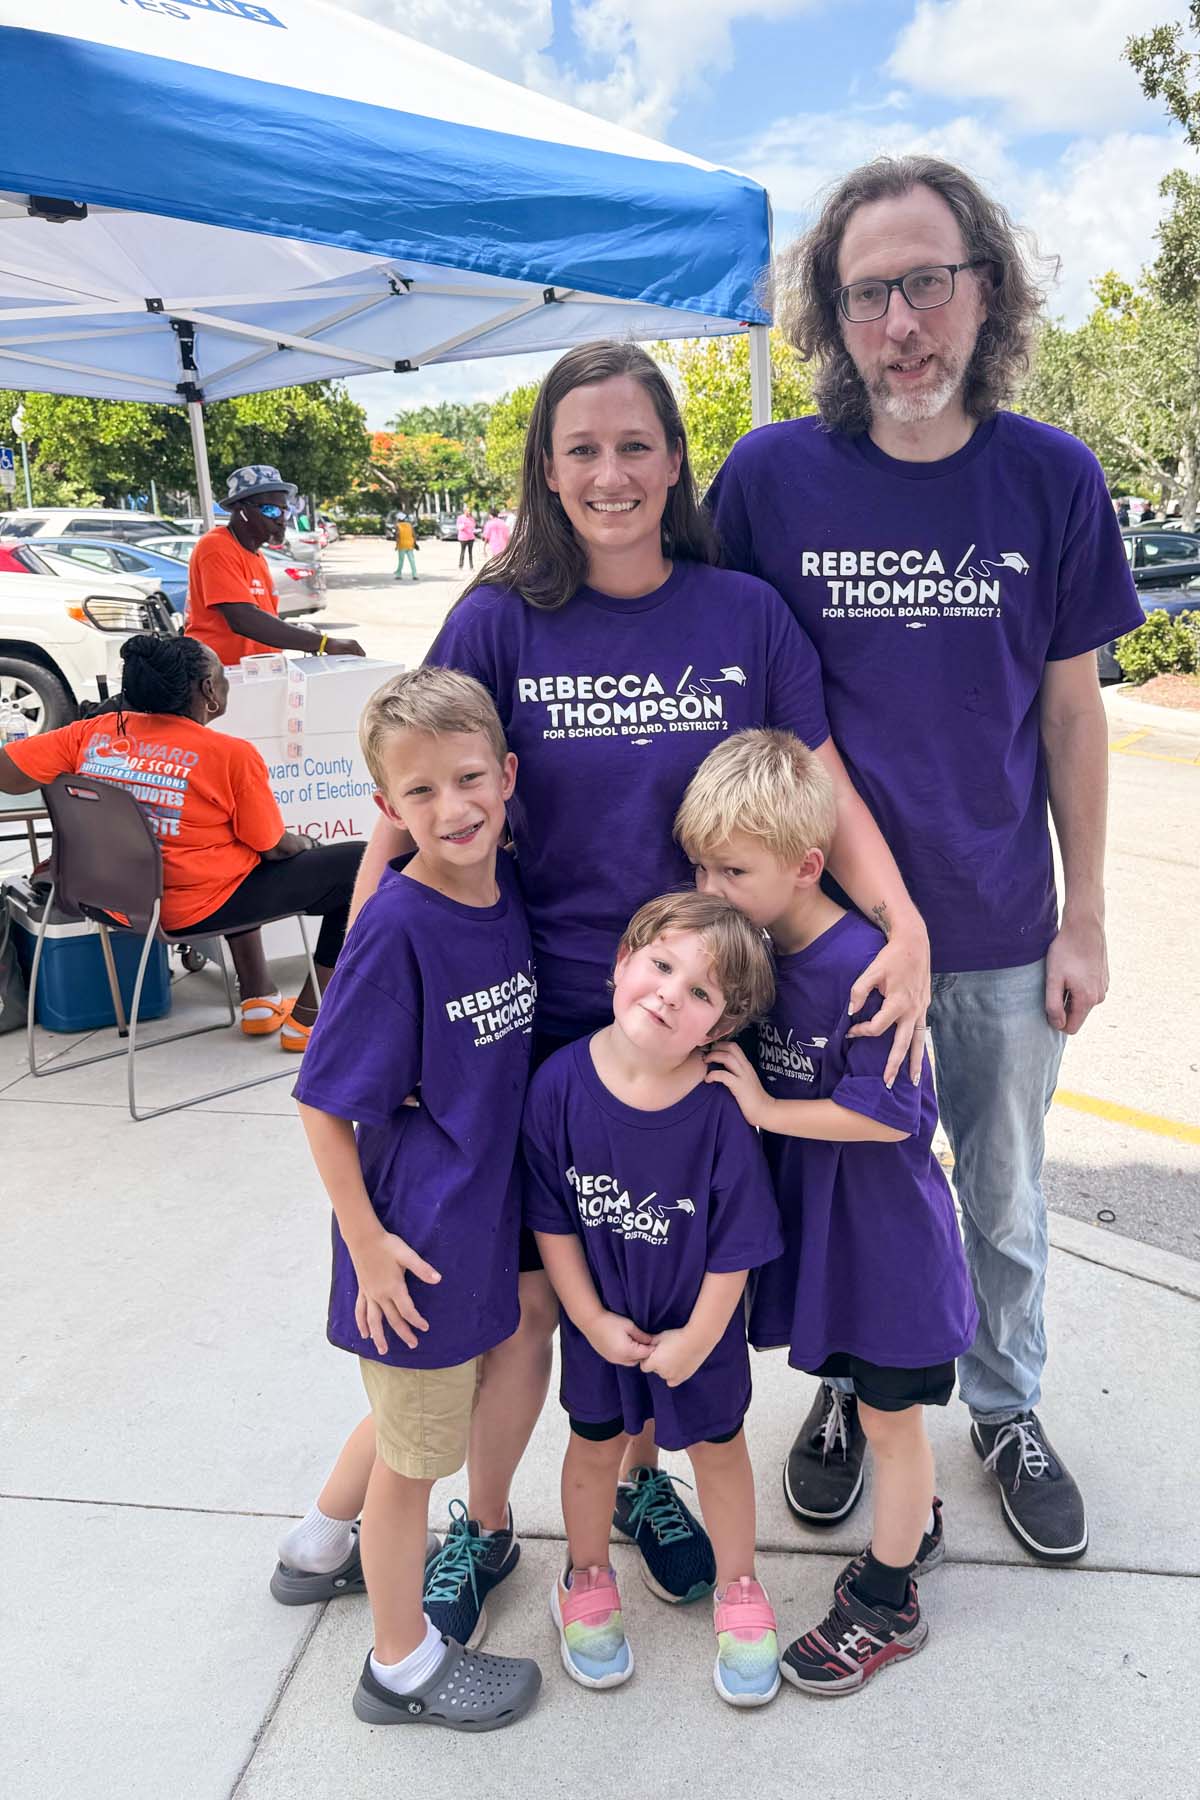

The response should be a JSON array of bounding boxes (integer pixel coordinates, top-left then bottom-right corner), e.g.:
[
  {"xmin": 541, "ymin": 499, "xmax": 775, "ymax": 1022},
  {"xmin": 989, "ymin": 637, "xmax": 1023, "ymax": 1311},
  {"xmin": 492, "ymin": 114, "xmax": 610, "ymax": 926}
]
[{"xmin": 0, "ymin": 0, "xmax": 773, "ymax": 449}]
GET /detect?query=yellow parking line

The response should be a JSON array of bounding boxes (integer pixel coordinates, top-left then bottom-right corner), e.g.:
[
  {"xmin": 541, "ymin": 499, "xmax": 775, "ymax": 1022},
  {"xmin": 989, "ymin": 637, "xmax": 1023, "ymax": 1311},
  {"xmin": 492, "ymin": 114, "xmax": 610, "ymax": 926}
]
[
  {"xmin": 1109, "ymin": 730, "xmax": 1148, "ymax": 751},
  {"xmin": 1054, "ymin": 1089, "xmax": 1200, "ymax": 1148}
]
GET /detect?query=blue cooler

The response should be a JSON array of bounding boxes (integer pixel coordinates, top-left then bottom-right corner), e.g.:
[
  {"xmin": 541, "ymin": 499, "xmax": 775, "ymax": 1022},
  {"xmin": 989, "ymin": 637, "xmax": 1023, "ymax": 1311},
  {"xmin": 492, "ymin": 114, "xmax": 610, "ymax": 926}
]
[{"xmin": 4, "ymin": 877, "xmax": 172, "ymax": 1033}]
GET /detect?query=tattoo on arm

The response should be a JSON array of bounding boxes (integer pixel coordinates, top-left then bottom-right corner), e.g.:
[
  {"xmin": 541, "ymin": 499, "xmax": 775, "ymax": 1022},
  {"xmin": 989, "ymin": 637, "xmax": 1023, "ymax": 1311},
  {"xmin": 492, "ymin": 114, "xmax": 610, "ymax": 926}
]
[{"xmin": 871, "ymin": 903, "xmax": 892, "ymax": 938}]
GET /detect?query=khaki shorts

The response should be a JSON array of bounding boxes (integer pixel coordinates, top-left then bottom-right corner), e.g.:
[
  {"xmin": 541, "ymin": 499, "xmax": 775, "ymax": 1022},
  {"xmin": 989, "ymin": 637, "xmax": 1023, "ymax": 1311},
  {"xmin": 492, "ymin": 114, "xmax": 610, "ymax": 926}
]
[{"xmin": 359, "ymin": 1355, "xmax": 482, "ymax": 1480}]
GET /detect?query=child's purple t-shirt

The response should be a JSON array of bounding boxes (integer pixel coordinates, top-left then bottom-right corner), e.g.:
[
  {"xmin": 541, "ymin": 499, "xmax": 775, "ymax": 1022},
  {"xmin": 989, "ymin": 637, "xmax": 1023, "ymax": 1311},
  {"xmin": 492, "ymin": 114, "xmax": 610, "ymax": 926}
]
[
  {"xmin": 708, "ymin": 413, "xmax": 1144, "ymax": 974},
  {"xmin": 294, "ymin": 854, "xmax": 535, "ymax": 1370},
  {"xmin": 748, "ymin": 911, "xmax": 978, "ymax": 1370},
  {"xmin": 522, "ymin": 1037, "xmax": 783, "ymax": 1444},
  {"xmin": 428, "ymin": 561, "xmax": 829, "ymax": 1033}
]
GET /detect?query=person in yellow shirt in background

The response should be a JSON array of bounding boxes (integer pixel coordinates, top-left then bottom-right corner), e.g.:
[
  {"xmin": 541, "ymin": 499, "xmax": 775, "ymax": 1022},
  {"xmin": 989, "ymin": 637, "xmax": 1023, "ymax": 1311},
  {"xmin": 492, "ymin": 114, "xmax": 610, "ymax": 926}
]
[{"xmin": 394, "ymin": 513, "xmax": 419, "ymax": 582}]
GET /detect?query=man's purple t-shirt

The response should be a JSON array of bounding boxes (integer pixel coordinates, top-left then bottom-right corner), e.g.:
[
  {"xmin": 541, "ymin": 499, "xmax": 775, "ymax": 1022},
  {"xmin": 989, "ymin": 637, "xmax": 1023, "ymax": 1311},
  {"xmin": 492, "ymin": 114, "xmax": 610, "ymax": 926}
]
[
  {"xmin": 749, "ymin": 912, "xmax": 978, "ymax": 1370},
  {"xmin": 294, "ymin": 854, "xmax": 535, "ymax": 1370},
  {"xmin": 522, "ymin": 1037, "xmax": 783, "ymax": 1449},
  {"xmin": 428, "ymin": 562, "xmax": 829, "ymax": 1033},
  {"xmin": 708, "ymin": 413, "xmax": 1144, "ymax": 973}
]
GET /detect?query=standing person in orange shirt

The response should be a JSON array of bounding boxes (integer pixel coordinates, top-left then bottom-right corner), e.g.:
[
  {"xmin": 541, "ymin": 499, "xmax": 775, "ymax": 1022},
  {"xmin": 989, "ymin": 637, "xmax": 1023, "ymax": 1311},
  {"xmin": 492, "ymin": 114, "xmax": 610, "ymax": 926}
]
[{"xmin": 186, "ymin": 465, "xmax": 365, "ymax": 666}]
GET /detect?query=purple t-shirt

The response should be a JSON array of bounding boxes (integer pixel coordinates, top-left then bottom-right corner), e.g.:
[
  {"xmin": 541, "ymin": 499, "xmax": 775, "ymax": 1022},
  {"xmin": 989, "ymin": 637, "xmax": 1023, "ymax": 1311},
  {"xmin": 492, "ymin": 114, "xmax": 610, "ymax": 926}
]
[
  {"xmin": 294, "ymin": 853, "xmax": 535, "ymax": 1370},
  {"xmin": 709, "ymin": 413, "xmax": 1144, "ymax": 973},
  {"xmin": 522, "ymin": 1037, "xmax": 783, "ymax": 1448},
  {"xmin": 748, "ymin": 912, "xmax": 978, "ymax": 1370},
  {"xmin": 428, "ymin": 561, "xmax": 829, "ymax": 1033}
]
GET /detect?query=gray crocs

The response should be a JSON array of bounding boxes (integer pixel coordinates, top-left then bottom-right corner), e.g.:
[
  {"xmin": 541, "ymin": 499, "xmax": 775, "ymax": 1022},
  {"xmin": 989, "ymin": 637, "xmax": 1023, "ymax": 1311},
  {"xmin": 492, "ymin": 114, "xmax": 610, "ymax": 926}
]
[
  {"xmin": 270, "ymin": 1527, "xmax": 440, "ymax": 1606},
  {"xmin": 352, "ymin": 1638, "xmax": 542, "ymax": 1731}
]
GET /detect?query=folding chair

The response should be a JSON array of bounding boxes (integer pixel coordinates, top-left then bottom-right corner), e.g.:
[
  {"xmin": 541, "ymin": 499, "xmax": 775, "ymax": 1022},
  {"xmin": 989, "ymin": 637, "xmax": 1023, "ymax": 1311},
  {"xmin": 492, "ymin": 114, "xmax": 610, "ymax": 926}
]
[{"xmin": 26, "ymin": 773, "xmax": 320, "ymax": 1121}]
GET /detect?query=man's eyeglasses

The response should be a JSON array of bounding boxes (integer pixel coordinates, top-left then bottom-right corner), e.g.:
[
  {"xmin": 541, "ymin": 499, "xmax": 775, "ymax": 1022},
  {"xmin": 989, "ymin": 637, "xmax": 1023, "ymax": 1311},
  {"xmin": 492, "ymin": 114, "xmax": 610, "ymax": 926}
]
[
  {"xmin": 243, "ymin": 499, "xmax": 286, "ymax": 520},
  {"xmin": 833, "ymin": 261, "xmax": 995, "ymax": 324}
]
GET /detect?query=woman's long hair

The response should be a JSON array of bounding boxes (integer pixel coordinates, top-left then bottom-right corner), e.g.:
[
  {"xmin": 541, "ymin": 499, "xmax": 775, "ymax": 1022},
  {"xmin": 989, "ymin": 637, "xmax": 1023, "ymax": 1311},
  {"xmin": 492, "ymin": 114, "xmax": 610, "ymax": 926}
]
[
  {"xmin": 119, "ymin": 633, "xmax": 211, "ymax": 718},
  {"xmin": 774, "ymin": 155, "xmax": 1054, "ymax": 434},
  {"xmin": 463, "ymin": 340, "xmax": 716, "ymax": 612}
]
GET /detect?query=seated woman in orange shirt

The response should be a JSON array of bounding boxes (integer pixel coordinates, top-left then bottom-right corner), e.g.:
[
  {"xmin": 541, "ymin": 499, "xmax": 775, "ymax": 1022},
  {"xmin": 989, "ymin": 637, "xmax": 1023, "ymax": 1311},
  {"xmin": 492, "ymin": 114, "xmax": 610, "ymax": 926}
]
[{"xmin": 0, "ymin": 634, "xmax": 362, "ymax": 1050}]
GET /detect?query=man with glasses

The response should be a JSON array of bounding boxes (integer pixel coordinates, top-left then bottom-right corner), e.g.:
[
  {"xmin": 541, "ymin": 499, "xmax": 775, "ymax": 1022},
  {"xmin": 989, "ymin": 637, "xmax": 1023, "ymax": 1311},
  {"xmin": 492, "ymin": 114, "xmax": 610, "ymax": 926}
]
[
  {"xmin": 186, "ymin": 465, "xmax": 363, "ymax": 665},
  {"xmin": 709, "ymin": 158, "xmax": 1141, "ymax": 1571}
]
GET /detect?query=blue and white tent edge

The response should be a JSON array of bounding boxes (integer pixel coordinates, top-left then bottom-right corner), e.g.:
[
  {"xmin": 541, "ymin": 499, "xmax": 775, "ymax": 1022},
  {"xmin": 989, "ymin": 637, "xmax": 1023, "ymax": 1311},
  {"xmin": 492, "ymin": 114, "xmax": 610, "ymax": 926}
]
[{"xmin": 0, "ymin": 0, "xmax": 773, "ymax": 410}]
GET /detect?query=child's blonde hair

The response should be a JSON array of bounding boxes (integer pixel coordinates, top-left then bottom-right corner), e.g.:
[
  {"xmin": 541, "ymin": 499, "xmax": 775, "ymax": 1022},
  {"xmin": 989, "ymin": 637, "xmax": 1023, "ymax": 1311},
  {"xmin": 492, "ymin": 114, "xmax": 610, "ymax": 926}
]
[
  {"xmin": 359, "ymin": 665, "xmax": 508, "ymax": 791},
  {"xmin": 674, "ymin": 728, "xmax": 836, "ymax": 866},
  {"xmin": 617, "ymin": 890, "xmax": 775, "ymax": 1037}
]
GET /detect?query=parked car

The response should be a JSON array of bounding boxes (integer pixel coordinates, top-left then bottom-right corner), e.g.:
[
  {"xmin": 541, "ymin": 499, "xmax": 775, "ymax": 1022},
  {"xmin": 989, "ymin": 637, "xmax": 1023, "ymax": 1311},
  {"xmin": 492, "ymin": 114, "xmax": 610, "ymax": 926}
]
[
  {"xmin": 138, "ymin": 534, "xmax": 326, "ymax": 617},
  {"xmin": 435, "ymin": 512, "xmax": 461, "ymax": 541},
  {"xmin": 5, "ymin": 536, "xmax": 190, "ymax": 612},
  {"xmin": 0, "ymin": 507, "xmax": 180, "ymax": 544},
  {"xmin": 1097, "ymin": 582, "xmax": 1200, "ymax": 682},
  {"xmin": 0, "ymin": 571, "xmax": 176, "ymax": 735},
  {"xmin": 1122, "ymin": 527, "xmax": 1200, "ymax": 574},
  {"xmin": 316, "ymin": 514, "xmax": 340, "ymax": 544}
]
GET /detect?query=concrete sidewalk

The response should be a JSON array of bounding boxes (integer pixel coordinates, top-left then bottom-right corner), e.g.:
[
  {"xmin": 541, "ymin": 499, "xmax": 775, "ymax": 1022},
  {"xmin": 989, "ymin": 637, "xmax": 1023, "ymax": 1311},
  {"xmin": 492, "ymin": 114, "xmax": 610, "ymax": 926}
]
[{"xmin": 1, "ymin": 963, "xmax": 1197, "ymax": 1800}]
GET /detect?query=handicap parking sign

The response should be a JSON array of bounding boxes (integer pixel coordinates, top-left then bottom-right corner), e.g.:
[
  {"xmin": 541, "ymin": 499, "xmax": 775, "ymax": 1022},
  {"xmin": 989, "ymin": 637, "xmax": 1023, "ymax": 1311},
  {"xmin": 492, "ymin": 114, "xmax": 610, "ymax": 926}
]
[{"xmin": 0, "ymin": 446, "xmax": 15, "ymax": 491}]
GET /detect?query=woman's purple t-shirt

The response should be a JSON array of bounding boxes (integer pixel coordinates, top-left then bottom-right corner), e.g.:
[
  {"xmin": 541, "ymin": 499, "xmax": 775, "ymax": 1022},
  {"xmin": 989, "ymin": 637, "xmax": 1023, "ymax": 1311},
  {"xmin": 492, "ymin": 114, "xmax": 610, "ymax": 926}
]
[
  {"xmin": 522, "ymin": 1037, "xmax": 783, "ymax": 1448},
  {"xmin": 748, "ymin": 912, "xmax": 978, "ymax": 1371},
  {"xmin": 294, "ymin": 854, "xmax": 535, "ymax": 1370},
  {"xmin": 708, "ymin": 413, "xmax": 1144, "ymax": 973},
  {"xmin": 428, "ymin": 562, "xmax": 829, "ymax": 1033}
]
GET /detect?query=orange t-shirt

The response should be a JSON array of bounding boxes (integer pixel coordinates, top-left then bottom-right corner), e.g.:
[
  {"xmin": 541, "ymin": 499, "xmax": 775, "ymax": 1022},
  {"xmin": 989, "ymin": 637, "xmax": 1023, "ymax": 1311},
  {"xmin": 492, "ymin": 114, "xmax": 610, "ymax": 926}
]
[
  {"xmin": 8, "ymin": 712, "xmax": 285, "ymax": 931},
  {"xmin": 185, "ymin": 526, "xmax": 280, "ymax": 666}
]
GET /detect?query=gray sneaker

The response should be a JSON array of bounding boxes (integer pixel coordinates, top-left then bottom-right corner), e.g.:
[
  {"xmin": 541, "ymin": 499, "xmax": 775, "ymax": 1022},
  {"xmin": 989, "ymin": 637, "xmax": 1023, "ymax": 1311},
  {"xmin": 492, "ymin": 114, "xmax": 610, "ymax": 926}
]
[
  {"xmin": 972, "ymin": 1414, "xmax": 1088, "ymax": 1563},
  {"xmin": 352, "ymin": 1638, "xmax": 542, "ymax": 1731},
  {"xmin": 270, "ymin": 1526, "xmax": 440, "ymax": 1606}
]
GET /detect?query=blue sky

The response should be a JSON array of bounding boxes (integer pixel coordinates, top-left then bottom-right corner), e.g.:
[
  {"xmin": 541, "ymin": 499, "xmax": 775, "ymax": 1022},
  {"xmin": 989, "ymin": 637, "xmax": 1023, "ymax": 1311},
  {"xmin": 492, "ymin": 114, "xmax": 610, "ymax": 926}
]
[{"xmin": 339, "ymin": 0, "xmax": 1196, "ymax": 427}]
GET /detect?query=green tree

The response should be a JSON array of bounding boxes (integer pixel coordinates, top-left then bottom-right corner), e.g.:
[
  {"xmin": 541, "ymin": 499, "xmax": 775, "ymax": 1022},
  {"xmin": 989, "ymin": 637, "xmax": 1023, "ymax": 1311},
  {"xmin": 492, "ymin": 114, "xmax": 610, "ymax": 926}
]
[
  {"xmin": 206, "ymin": 383, "xmax": 368, "ymax": 506},
  {"xmin": 388, "ymin": 402, "xmax": 491, "ymax": 442},
  {"xmin": 359, "ymin": 430, "xmax": 473, "ymax": 514},
  {"xmin": 484, "ymin": 383, "xmax": 539, "ymax": 501},
  {"xmin": 11, "ymin": 392, "xmax": 195, "ymax": 502},
  {"xmin": 652, "ymin": 332, "xmax": 816, "ymax": 489}
]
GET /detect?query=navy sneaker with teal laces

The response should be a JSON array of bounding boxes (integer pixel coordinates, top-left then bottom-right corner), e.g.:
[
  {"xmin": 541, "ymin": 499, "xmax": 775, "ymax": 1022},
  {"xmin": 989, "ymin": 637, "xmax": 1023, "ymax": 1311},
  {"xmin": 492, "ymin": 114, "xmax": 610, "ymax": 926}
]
[
  {"xmin": 422, "ymin": 1498, "xmax": 521, "ymax": 1649},
  {"xmin": 612, "ymin": 1465, "xmax": 717, "ymax": 1604}
]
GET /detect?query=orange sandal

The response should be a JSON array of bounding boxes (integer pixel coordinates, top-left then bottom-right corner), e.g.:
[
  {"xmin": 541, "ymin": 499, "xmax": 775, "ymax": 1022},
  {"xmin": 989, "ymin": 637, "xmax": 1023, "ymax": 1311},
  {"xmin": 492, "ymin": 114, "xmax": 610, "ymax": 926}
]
[
  {"xmin": 240, "ymin": 995, "xmax": 296, "ymax": 1037},
  {"xmin": 280, "ymin": 1008, "xmax": 314, "ymax": 1053}
]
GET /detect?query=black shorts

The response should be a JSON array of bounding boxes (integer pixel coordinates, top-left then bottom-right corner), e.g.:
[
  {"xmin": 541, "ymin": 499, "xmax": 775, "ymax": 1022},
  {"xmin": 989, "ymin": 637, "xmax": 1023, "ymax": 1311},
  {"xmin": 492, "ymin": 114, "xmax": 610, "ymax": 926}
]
[
  {"xmin": 812, "ymin": 1353, "xmax": 957, "ymax": 1412},
  {"xmin": 569, "ymin": 1415, "xmax": 743, "ymax": 1446}
]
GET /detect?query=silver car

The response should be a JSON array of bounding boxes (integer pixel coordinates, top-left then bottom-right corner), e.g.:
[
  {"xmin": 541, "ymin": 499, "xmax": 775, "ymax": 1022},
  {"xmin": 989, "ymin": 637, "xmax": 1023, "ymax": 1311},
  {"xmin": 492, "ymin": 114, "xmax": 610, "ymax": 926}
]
[{"xmin": 139, "ymin": 534, "xmax": 326, "ymax": 617}]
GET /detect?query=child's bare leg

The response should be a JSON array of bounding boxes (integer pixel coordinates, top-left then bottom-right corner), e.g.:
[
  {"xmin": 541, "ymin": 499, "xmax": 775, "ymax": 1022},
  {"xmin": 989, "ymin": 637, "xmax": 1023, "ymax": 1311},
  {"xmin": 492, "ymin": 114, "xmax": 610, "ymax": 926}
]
[
  {"xmin": 467, "ymin": 1271, "xmax": 557, "ymax": 1529},
  {"xmin": 858, "ymin": 1402, "xmax": 933, "ymax": 1569},
  {"xmin": 562, "ymin": 1431, "xmax": 628, "ymax": 1570},
  {"xmin": 360, "ymin": 1459, "xmax": 436, "ymax": 1663},
  {"xmin": 619, "ymin": 1422, "xmax": 659, "ymax": 1478},
  {"xmin": 316, "ymin": 1415, "xmax": 377, "ymax": 1519},
  {"xmin": 686, "ymin": 1431, "xmax": 757, "ymax": 1586}
]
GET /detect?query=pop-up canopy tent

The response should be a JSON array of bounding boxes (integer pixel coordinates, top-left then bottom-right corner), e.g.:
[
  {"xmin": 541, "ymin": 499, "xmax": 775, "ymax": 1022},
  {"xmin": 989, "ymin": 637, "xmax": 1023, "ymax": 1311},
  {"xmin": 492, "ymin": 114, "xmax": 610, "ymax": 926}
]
[{"xmin": 0, "ymin": 0, "xmax": 773, "ymax": 521}]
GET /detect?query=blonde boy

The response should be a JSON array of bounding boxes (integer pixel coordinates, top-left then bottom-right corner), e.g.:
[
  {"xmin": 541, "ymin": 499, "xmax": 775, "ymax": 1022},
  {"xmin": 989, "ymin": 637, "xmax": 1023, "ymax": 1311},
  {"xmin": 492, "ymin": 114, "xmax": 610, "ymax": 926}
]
[
  {"xmin": 677, "ymin": 730, "xmax": 977, "ymax": 1698},
  {"xmin": 293, "ymin": 666, "xmax": 541, "ymax": 1730}
]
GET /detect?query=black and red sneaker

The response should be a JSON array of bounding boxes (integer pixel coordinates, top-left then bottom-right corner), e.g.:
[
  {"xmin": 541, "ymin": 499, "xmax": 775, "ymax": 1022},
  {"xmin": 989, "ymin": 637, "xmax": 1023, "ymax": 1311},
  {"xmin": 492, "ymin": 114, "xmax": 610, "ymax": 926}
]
[
  {"xmin": 781, "ymin": 1575, "xmax": 928, "ymax": 1697},
  {"xmin": 839, "ymin": 1495, "xmax": 945, "ymax": 1588}
]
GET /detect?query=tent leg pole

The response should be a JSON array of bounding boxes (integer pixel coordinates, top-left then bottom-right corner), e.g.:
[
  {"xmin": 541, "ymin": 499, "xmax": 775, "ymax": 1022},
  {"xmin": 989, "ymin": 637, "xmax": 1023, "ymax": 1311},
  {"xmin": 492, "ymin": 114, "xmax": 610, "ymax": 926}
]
[
  {"xmin": 749, "ymin": 325, "xmax": 772, "ymax": 430},
  {"xmin": 189, "ymin": 401, "xmax": 216, "ymax": 530}
]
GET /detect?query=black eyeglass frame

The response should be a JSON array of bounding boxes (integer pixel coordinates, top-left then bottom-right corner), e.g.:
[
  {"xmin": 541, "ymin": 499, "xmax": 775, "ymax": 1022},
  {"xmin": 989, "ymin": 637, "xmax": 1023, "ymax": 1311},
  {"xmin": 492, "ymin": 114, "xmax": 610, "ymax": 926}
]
[{"xmin": 832, "ymin": 260, "xmax": 997, "ymax": 323}]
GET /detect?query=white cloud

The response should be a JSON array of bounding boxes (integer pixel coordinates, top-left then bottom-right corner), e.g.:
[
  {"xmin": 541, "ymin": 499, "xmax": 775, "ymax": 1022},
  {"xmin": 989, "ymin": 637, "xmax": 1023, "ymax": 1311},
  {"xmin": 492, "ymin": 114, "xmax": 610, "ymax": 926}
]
[
  {"xmin": 887, "ymin": 0, "xmax": 1192, "ymax": 135},
  {"xmin": 338, "ymin": 0, "xmax": 553, "ymax": 86}
]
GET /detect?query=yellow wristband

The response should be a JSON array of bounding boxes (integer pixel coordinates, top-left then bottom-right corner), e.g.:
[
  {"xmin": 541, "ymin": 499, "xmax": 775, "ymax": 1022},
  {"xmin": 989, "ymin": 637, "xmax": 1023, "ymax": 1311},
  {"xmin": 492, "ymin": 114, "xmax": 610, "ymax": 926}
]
[{"xmin": 316, "ymin": 633, "xmax": 328, "ymax": 655}]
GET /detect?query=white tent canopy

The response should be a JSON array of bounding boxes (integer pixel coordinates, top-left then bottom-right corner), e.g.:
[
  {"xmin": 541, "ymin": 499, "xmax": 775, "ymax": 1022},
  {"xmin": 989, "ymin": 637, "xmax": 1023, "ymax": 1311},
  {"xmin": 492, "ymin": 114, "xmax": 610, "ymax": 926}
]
[{"xmin": 0, "ymin": 0, "xmax": 773, "ymax": 518}]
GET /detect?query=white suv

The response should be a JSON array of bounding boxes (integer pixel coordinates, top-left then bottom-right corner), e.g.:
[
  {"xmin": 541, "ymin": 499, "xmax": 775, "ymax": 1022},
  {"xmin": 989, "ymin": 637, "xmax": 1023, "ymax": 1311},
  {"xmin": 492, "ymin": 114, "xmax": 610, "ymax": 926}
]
[
  {"xmin": 0, "ymin": 571, "xmax": 173, "ymax": 735},
  {"xmin": 1, "ymin": 508, "xmax": 179, "ymax": 544}
]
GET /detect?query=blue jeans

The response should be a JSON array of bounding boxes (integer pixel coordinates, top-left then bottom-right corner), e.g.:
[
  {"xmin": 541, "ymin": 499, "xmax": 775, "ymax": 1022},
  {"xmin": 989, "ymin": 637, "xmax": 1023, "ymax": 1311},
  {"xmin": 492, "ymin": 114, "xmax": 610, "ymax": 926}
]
[{"xmin": 829, "ymin": 958, "xmax": 1065, "ymax": 1425}]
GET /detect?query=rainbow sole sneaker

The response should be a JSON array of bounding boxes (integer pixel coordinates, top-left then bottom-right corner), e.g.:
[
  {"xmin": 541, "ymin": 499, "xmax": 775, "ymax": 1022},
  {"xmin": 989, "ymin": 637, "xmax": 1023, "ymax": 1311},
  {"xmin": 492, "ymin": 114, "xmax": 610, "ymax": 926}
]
[
  {"xmin": 712, "ymin": 1576, "xmax": 781, "ymax": 1707},
  {"xmin": 550, "ymin": 1565, "xmax": 634, "ymax": 1689}
]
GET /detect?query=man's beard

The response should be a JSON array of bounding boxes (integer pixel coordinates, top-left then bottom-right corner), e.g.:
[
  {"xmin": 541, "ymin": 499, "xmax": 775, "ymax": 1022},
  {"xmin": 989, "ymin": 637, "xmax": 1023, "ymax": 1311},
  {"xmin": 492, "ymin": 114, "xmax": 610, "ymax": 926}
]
[{"xmin": 868, "ymin": 345, "xmax": 968, "ymax": 426}]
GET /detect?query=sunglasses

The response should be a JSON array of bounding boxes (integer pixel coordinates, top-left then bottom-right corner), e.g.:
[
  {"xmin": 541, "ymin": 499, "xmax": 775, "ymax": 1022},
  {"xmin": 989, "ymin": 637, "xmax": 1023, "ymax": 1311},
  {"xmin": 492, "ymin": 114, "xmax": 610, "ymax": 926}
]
[{"xmin": 242, "ymin": 500, "xmax": 286, "ymax": 520}]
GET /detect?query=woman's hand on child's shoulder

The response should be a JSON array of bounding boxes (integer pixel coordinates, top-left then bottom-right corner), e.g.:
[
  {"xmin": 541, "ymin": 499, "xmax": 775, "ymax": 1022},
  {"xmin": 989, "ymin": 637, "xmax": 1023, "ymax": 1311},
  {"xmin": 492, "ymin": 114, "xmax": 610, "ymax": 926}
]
[
  {"xmin": 704, "ymin": 1040, "xmax": 774, "ymax": 1130},
  {"xmin": 585, "ymin": 1310, "xmax": 653, "ymax": 1368}
]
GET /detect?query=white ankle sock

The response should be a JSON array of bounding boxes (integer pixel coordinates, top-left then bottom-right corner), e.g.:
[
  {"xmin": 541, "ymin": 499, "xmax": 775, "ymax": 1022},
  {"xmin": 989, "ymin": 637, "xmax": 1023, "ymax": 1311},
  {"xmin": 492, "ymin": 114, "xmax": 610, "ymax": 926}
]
[
  {"xmin": 241, "ymin": 988, "xmax": 282, "ymax": 1022},
  {"xmin": 924, "ymin": 1507, "xmax": 936, "ymax": 1536},
  {"xmin": 370, "ymin": 1617, "xmax": 447, "ymax": 1694},
  {"xmin": 278, "ymin": 1502, "xmax": 355, "ymax": 1574}
]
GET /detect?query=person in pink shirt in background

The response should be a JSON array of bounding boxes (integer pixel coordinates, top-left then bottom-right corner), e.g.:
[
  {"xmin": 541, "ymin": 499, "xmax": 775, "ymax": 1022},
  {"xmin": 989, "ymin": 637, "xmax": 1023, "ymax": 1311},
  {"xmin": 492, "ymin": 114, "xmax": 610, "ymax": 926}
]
[
  {"xmin": 456, "ymin": 508, "xmax": 477, "ymax": 568},
  {"xmin": 482, "ymin": 507, "xmax": 511, "ymax": 558}
]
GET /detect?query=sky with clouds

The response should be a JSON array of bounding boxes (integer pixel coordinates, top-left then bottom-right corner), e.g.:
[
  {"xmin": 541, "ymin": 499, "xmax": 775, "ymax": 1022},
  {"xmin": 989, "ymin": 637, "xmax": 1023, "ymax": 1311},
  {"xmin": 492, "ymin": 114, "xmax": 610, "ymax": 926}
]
[{"xmin": 336, "ymin": 0, "xmax": 1196, "ymax": 427}]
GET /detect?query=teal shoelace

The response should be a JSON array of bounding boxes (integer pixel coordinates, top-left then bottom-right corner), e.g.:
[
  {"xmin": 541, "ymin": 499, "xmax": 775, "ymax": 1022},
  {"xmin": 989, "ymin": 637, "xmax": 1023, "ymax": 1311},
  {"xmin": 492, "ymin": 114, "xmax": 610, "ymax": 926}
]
[
  {"xmin": 423, "ymin": 1499, "xmax": 489, "ymax": 1605},
  {"xmin": 624, "ymin": 1469, "xmax": 696, "ymax": 1547}
]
